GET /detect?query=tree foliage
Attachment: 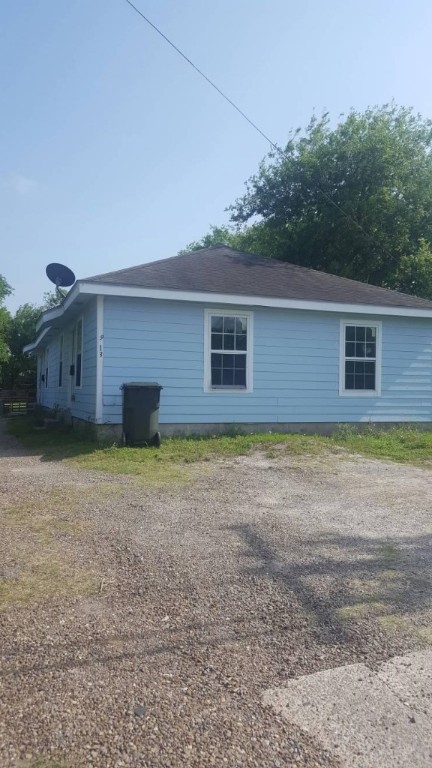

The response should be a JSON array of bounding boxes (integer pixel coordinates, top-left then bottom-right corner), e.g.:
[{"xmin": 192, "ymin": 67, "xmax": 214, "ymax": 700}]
[
  {"xmin": 0, "ymin": 282, "xmax": 68, "ymax": 389},
  {"xmin": 392, "ymin": 239, "xmax": 432, "ymax": 298},
  {"xmin": 0, "ymin": 275, "xmax": 12, "ymax": 304},
  {"xmin": 0, "ymin": 303, "xmax": 42, "ymax": 389},
  {"xmin": 42, "ymin": 288, "xmax": 67, "ymax": 309},
  {"xmin": 184, "ymin": 105, "xmax": 432, "ymax": 297},
  {"xmin": 0, "ymin": 275, "xmax": 12, "ymax": 364}
]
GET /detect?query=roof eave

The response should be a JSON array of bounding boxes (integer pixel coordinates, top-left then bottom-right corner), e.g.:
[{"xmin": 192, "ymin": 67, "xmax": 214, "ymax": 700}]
[
  {"xmin": 79, "ymin": 281, "xmax": 432, "ymax": 318},
  {"xmin": 35, "ymin": 282, "xmax": 83, "ymax": 333},
  {"xmin": 23, "ymin": 326, "xmax": 52, "ymax": 354}
]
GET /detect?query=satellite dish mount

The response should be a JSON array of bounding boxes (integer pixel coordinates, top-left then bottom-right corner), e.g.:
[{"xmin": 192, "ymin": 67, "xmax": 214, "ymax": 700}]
[{"xmin": 46, "ymin": 263, "xmax": 76, "ymax": 299}]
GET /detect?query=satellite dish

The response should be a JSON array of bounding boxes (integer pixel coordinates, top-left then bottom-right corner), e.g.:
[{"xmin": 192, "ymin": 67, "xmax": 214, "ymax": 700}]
[{"xmin": 46, "ymin": 263, "xmax": 76, "ymax": 288}]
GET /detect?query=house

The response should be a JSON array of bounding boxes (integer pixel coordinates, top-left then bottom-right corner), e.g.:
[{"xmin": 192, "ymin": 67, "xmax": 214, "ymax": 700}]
[{"xmin": 24, "ymin": 245, "xmax": 432, "ymax": 439}]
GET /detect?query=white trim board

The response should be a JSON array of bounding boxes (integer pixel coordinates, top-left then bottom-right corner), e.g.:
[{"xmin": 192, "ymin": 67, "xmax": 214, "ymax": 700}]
[
  {"xmin": 35, "ymin": 279, "xmax": 432, "ymax": 336},
  {"xmin": 75, "ymin": 282, "xmax": 432, "ymax": 318},
  {"xmin": 23, "ymin": 326, "xmax": 51, "ymax": 353},
  {"xmin": 79, "ymin": 282, "xmax": 432, "ymax": 318}
]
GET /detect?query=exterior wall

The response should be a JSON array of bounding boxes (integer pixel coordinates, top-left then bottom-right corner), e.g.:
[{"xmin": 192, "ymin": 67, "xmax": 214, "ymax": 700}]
[
  {"xmin": 36, "ymin": 299, "xmax": 97, "ymax": 422},
  {"xmin": 36, "ymin": 352, "xmax": 42, "ymax": 403},
  {"xmin": 38, "ymin": 341, "xmax": 63, "ymax": 409},
  {"xmin": 102, "ymin": 297, "xmax": 432, "ymax": 426},
  {"xmin": 71, "ymin": 300, "xmax": 97, "ymax": 421}
]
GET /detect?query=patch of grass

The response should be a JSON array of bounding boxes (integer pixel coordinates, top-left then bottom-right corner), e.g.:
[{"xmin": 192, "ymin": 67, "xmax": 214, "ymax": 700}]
[
  {"xmin": 0, "ymin": 484, "xmax": 100, "ymax": 609},
  {"xmin": 0, "ymin": 555, "xmax": 96, "ymax": 609},
  {"xmin": 69, "ymin": 433, "xmax": 328, "ymax": 481},
  {"xmin": 8, "ymin": 416, "xmax": 97, "ymax": 459},
  {"xmin": 377, "ymin": 615, "xmax": 416, "ymax": 635},
  {"xmin": 379, "ymin": 542, "xmax": 401, "ymax": 560},
  {"xmin": 332, "ymin": 424, "xmax": 432, "ymax": 465},
  {"xmin": 7, "ymin": 416, "xmax": 432, "ymax": 481},
  {"xmin": 7, "ymin": 415, "xmax": 326, "ymax": 480},
  {"xmin": 1, "ymin": 487, "xmax": 101, "ymax": 540},
  {"xmin": 380, "ymin": 568, "xmax": 401, "ymax": 580},
  {"xmin": 336, "ymin": 600, "xmax": 390, "ymax": 620},
  {"xmin": 2, "ymin": 504, "xmax": 89, "ymax": 539},
  {"xmin": 348, "ymin": 573, "xmax": 400, "ymax": 597},
  {"xmin": 417, "ymin": 626, "xmax": 432, "ymax": 644},
  {"xmin": 378, "ymin": 616, "xmax": 432, "ymax": 646}
]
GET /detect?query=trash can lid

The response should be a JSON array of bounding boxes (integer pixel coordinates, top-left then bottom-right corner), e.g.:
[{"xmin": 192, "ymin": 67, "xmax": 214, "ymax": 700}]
[{"xmin": 121, "ymin": 382, "xmax": 163, "ymax": 389}]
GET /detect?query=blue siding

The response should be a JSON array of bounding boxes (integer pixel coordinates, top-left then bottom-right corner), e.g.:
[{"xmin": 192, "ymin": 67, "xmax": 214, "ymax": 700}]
[
  {"xmin": 36, "ymin": 299, "xmax": 97, "ymax": 422},
  {"xmin": 38, "ymin": 333, "xmax": 71, "ymax": 411},
  {"xmin": 38, "ymin": 343, "xmax": 60, "ymax": 409},
  {"xmin": 102, "ymin": 297, "xmax": 432, "ymax": 425},
  {"xmin": 71, "ymin": 300, "xmax": 97, "ymax": 421}
]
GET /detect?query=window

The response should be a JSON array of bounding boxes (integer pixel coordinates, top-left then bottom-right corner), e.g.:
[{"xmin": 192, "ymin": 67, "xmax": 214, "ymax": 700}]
[
  {"xmin": 45, "ymin": 348, "xmax": 49, "ymax": 388},
  {"xmin": 204, "ymin": 310, "xmax": 253, "ymax": 392},
  {"xmin": 75, "ymin": 319, "xmax": 83, "ymax": 387},
  {"xmin": 58, "ymin": 334, "xmax": 64, "ymax": 387},
  {"xmin": 340, "ymin": 321, "xmax": 381, "ymax": 396}
]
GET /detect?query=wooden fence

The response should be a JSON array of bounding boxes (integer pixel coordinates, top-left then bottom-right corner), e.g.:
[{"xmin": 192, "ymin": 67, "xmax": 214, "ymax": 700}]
[{"xmin": 0, "ymin": 389, "xmax": 36, "ymax": 416}]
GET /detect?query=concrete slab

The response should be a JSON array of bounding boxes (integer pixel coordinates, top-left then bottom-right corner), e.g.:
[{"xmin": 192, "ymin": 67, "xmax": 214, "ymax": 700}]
[
  {"xmin": 263, "ymin": 659, "xmax": 432, "ymax": 768},
  {"xmin": 378, "ymin": 650, "xmax": 432, "ymax": 719}
]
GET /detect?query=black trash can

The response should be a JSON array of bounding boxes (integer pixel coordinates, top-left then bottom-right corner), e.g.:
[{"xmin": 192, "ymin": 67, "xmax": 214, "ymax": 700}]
[{"xmin": 122, "ymin": 382, "xmax": 163, "ymax": 447}]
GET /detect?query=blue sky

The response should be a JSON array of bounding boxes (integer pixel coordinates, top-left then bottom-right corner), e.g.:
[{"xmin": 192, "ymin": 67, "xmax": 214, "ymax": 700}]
[{"xmin": 2, "ymin": 0, "xmax": 432, "ymax": 311}]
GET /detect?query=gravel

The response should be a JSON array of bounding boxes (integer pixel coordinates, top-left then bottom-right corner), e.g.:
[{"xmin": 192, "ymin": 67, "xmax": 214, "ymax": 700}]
[{"xmin": 1, "ymin": 420, "xmax": 432, "ymax": 767}]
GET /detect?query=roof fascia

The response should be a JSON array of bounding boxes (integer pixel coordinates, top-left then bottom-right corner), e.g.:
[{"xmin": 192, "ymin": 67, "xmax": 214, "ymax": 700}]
[
  {"xmin": 23, "ymin": 326, "xmax": 51, "ymax": 354},
  {"xmin": 35, "ymin": 282, "xmax": 82, "ymax": 332},
  {"xmin": 79, "ymin": 281, "xmax": 432, "ymax": 319}
]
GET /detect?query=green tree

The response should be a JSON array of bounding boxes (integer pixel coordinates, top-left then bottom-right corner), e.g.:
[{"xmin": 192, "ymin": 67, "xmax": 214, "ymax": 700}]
[
  {"xmin": 180, "ymin": 223, "xmax": 286, "ymax": 260},
  {"xmin": 0, "ymin": 286, "xmax": 67, "ymax": 389},
  {"xmin": 179, "ymin": 225, "xmax": 238, "ymax": 253},
  {"xmin": 187, "ymin": 105, "xmax": 432, "ymax": 297},
  {"xmin": 0, "ymin": 303, "xmax": 41, "ymax": 389},
  {"xmin": 42, "ymin": 288, "xmax": 67, "ymax": 309},
  {"xmin": 392, "ymin": 239, "xmax": 432, "ymax": 298},
  {"xmin": 0, "ymin": 275, "xmax": 12, "ymax": 365}
]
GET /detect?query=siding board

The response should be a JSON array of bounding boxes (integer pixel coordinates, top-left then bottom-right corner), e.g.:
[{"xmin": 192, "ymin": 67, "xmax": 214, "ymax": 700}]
[
  {"xmin": 37, "ymin": 299, "xmax": 97, "ymax": 422},
  {"xmin": 101, "ymin": 297, "xmax": 432, "ymax": 425}
]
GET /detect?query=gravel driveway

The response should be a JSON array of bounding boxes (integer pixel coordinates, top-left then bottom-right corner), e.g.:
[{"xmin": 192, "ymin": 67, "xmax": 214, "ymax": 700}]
[{"xmin": 1, "ymin": 420, "xmax": 432, "ymax": 767}]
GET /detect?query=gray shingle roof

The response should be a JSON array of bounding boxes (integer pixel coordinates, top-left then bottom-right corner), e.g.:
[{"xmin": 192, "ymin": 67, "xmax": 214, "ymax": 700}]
[{"xmin": 84, "ymin": 245, "xmax": 432, "ymax": 310}]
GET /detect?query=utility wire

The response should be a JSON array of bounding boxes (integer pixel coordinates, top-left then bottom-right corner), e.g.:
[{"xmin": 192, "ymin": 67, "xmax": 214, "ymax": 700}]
[
  {"xmin": 123, "ymin": 0, "xmax": 391, "ymax": 258},
  {"xmin": 124, "ymin": 0, "xmax": 279, "ymax": 151}
]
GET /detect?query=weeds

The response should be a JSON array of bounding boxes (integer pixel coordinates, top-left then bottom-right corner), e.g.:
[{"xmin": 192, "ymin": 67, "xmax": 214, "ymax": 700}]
[
  {"xmin": 7, "ymin": 417, "xmax": 432, "ymax": 481},
  {"xmin": 332, "ymin": 424, "xmax": 432, "ymax": 464}
]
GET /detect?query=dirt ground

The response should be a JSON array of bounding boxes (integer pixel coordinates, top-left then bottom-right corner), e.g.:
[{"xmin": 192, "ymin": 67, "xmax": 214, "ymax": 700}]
[{"xmin": 1, "ymin": 420, "xmax": 432, "ymax": 768}]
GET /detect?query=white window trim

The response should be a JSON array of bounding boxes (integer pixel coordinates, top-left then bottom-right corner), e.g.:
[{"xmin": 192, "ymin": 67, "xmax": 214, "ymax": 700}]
[
  {"xmin": 339, "ymin": 319, "xmax": 382, "ymax": 397},
  {"xmin": 75, "ymin": 317, "xmax": 84, "ymax": 389},
  {"xmin": 204, "ymin": 308, "xmax": 253, "ymax": 394}
]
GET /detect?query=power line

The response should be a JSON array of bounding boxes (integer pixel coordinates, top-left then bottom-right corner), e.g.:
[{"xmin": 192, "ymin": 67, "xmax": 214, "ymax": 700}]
[
  {"xmin": 122, "ymin": 0, "xmax": 392, "ymax": 259},
  {"xmin": 124, "ymin": 0, "xmax": 278, "ymax": 150}
]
